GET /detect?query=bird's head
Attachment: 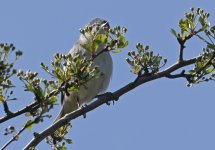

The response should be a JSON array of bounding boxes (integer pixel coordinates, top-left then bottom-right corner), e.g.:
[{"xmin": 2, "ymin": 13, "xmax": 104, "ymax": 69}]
[
  {"xmin": 87, "ymin": 18, "xmax": 110, "ymax": 29},
  {"xmin": 79, "ymin": 18, "xmax": 110, "ymax": 44}
]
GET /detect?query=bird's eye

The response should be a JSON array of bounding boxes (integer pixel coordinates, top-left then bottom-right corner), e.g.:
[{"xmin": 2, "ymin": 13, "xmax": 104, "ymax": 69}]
[{"xmin": 102, "ymin": 20, "xmax": 107, "ymax": 24}]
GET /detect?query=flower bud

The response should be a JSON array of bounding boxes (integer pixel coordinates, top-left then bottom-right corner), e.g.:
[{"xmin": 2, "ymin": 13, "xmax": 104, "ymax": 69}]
[
  {"xmin": 79, "ymin": 29, "xmax": 85, "ymax": 34},
  {"xmin": 190, "ymin": 7, "xmax": 194, "ymax": 12},
  {"xmin": 122, "ymin": 27, "xmax": 127, "ymax": 33}
]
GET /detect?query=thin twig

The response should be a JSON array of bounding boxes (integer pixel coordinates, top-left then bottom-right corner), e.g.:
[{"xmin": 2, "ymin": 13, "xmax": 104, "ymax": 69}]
[
  {"xmin": 177, "ymin": 33, "xmax": 194, "ymax": 62},
  {"xmin": 0, "ymin": 102, "xmax": 39, "ymax": 124},
  {"xmin": 1, "ymin": 118, "xmax": 37, "ymax": 150},
  {"xmin": 165, "ymin": 70, "xmax": 190, "ymax": 79},
  {"xmin": 195, "ymin": 53, "xmax": 215, "ymax": 75},
  {"xmin": 0, "ymin": 88, "xmax": 61, "ymax": 124},
  {"xmin": 2, "ymin": 101, "xmax": 12, "ymax": 115}
]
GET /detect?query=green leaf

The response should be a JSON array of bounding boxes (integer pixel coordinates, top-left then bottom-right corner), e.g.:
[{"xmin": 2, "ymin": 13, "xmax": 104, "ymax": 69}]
[
  {"xmin": 170, "ymin": 29, "xmax": 178, "ymax": 38},
  {"xmin": 210, "ymin": 26, "xmax": 215, "ymax": 34},
  {"xmin": 189, "ymin": 69, "xmax": 195, "ymax": 74},
  {"xmin": 57, "ymin": 146, "xmax": 67, "ymax": 150},
  {"xmin": 118, "ymin": 36, "xmax": 125, "ymax": 43},
  {"xmin": 117, "ymin": 36, "xmax": 127, "ymax": 48},
  {"xmin": 0, "ymin": 95, "xmax": 4, "ymax": 102},
  {"xmin": 108, "ymin": 40, "xmax": 117, "ymax": 48},
  {"xmin": 124, "ymin": 41, "xmax": 129, "ymax": 47},
  {"xmin": 68, "ymin": 86, "xmax": 76, "ymax": 92},
  {"xmin": 126, "ymin": 58, "xmax": 134, "ymax": 66},
  {"xmin": 196, "ymin": 61, "xmax": 203, "ymax": 68},
  {"xmin": 80, "ymin": 44, "xmax": 91, "ymax": 52},
  {"xmin": 205, "ymin": 67, "xmax": 214, "ymax": 74},
  {"xmin": 181, "ymin": 30, "xmax": 189, "ymax": 40},
  {"xmin": 25, "ymin": 112, "xmax": 31, "ymax": 117},
  {"xmin": 112, "ymin": 49, "xmax": 121, "ymax": 53},
  {"xmin": 65, "ymin": 139, "xmax": 72, "ymax": 144},
  {"xmin": 94, "ymin": 34, "xmax": 107, "ymax": 45},
  {"xmin": 23, "ymin": 120, "xmax": 33, "ymax": 130},
  {"xmin": 207, "ymin": 43, "xmax": 215, "ymax": 50},
  {"xmin": 179, "ymin": 19, "xmax": 188, "ymax": 32},
  {"xmin": 132, "ymin": 65, "xmax": 140, "ymax": 74},
  {"xmin": 36, "ymin": 86, "xmax": 45, "ymax": 98},
  {"xmin": 25, "ymin": 83, "xmax": 34, "ymax": 92},
  {"xmin": 40, "ymin": 62, "xmax": 48, "ymax": 71},
  {"xmin": 48, "ymin": 96, "xmax": 57, "ymax": 104},
  {"xmin": 198, "ymin": 16, "xmax": 205, "ymax": 27}
]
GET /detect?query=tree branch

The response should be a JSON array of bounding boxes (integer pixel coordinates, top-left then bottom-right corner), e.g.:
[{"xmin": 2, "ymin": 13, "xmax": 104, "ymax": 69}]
[
  {"xmin": 0, "ymin": 87, "xmax": 62, "ymax": 123},
  {"xmin": 0, "ymin": 102, "xmax": 39, "ymax": 124},
  {"xmin": 23, "ymin": 54, "xmax": 201, "ymax": 150},
  {"xmin": 165, "ymin": 70, "xmax": 190, "ymax": 79},
  {"xmin": 178, "ymin": 40, "xmax": 185, "ymax": 62},
  {"xmin": 177, "ymin": 34, "xmax": 194, "ymax": 62},
  {"xmin": 1, "ymin": 118, "xmax": 37, "ymax": 150},
  {"xmin": 2, "ymin": 100, "xmax": 12, "ymax": 115}
]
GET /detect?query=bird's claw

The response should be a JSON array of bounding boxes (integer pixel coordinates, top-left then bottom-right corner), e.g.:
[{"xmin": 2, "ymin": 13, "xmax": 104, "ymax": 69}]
[
  {"xmin": 96, "ymin": 92, "xmax": 116, "ymax": 106},
  {"xmin": 81, "ymin": 104, "xmax": 87, "ymax": 118}
]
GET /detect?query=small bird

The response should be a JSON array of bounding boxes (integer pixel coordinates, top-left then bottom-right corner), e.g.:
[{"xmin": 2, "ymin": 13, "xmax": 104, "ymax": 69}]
[{"xmin": 53, "ymin": 18, "xmax": 113, "ymax": 123}]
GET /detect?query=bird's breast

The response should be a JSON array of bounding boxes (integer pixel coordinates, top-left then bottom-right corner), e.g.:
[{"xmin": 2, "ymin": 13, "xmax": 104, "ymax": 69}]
[{"xmin": 78, "ymin": 52, "xmax": 113, "ymax": 104}]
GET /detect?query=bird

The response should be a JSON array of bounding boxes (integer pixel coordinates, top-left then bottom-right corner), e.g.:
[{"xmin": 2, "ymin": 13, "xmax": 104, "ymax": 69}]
[{"xmin": 53, "ymin": 18, "xmax": 113, "ymax": 123}]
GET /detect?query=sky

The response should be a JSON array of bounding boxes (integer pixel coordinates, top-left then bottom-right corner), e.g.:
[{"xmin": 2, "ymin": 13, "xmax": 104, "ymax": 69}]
[{"xmin": 0, "ymin": 0, "xmax": 215, "ymax": 150}]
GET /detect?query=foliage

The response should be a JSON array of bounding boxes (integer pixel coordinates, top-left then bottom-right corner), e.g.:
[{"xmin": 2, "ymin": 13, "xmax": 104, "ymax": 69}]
[
  {"xmin": 0, "ymin": 43, "xmax": 22, "ymax": 106},
  {"xmin": 170, "ymin": 7, "xmax": 215, "ymax": 86},
  {"xmin": 126, "ymin": 44, "xmax": 167, "ymax": 75},
  {"xmin": 80, "ymin": 25, "xmax": 128, "ymax": 55},
  {"xmin": 1, "ymin": 7, "xmax": 215, "ymax": 150}
]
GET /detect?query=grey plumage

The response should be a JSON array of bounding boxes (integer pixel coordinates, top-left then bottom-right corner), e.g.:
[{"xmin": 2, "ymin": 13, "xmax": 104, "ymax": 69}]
[{"xmin": 53, "ymin": 18, "xmax": 113, "ymax": 123}]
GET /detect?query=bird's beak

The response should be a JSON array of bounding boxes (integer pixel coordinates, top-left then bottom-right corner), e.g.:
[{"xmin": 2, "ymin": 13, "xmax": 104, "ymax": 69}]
[{"xmin": 101, "ymin": 21, "xmax": 109, "ymax": 28}]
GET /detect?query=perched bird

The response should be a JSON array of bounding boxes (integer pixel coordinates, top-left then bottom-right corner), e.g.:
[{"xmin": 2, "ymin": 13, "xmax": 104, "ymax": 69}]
[{"xmin": 53, "ymin": 18, "xmax": 113, "ymax": 123}]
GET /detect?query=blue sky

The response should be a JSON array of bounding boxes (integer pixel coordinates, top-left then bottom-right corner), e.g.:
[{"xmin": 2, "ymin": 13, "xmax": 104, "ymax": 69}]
[{"xmin": 1, "ymin": 0, "xmax": 215, "ymax": 150}]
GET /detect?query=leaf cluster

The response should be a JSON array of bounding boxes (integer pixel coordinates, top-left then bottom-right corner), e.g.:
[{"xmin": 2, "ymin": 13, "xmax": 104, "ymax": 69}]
[
  {"xmin": 0, "ymin": 43, "xmax": 22, "ymax": 103},
  {"xmin": 80, "ymin": 25, "xmax": 128, "ymax": 54},
  {"xmin": 46, "ymin": 124, "xmax": 72, "ymax": 150},
  {"xmin": 170, "ymin": 8, "xmax": 215, "ymax": 86},
  {"xmin": 126, "ymin": 43, "xmax": 167, "ymax": 75}
]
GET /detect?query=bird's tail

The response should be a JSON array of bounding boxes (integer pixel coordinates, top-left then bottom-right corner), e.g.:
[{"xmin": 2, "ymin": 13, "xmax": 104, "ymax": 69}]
[
  {"xmin": 51, "ymin": 92, "xmax": 80, "ymax": 143},
  {"xmin": 53, "ymin": 91, "xmax": 80, "ymax": 124},
  {"xmin": 53, "ymin": 106, "xmax": 66, "ymax": 124},
  {"xmin": 51, "ymin": 106, "xmax": 72, "ymax": 144}
]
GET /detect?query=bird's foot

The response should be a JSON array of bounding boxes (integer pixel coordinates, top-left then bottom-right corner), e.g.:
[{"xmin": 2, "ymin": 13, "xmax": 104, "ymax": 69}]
[
  {"xmin": 81, "ymin": 104, "xmax": 87, "ymax": 118},
  {"xmin": 95, "ymin": 92, "xmax": 117, "ymax": 106}
]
